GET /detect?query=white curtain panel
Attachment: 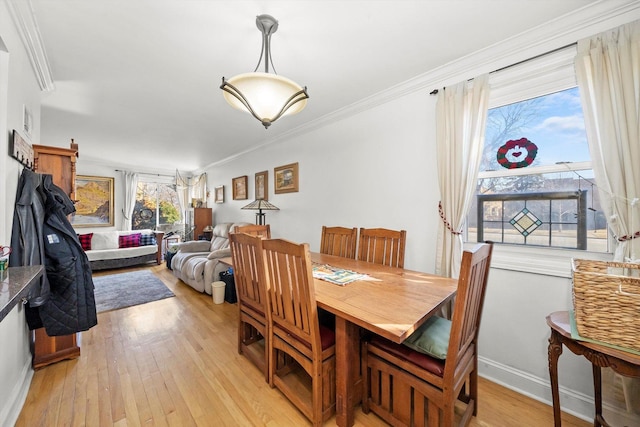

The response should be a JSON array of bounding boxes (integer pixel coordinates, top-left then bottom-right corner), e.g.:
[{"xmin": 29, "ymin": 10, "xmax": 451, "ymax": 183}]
[
  {"xmin": 121, "ymin": 171, "xmax": 138, "ymax": 231},
  {"xmin": 175, "ymin": 171, "xmax": 189, "ymax": 223},
  {"xmin": 190, "ymin": 173, "xmax": 207, "ymax": 203},
  {"xmin": 575, "ymin": 20, "xmax": 640, "ymax": 262},
  {"xmin": 435, "ymin": 74, "xmax": 490, "ymax": 278}
]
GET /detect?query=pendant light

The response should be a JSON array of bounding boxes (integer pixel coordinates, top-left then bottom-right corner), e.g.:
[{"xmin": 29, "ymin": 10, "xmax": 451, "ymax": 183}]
[{"xmin": 220, "ymin": 14, "xmax": 309, "ymax": 129}]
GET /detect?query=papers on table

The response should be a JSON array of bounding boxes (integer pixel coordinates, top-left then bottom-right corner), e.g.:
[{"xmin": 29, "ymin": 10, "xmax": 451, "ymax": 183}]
[{"xmin": 312, "ymin": 263, "xmax": 370, "ymax": 286}]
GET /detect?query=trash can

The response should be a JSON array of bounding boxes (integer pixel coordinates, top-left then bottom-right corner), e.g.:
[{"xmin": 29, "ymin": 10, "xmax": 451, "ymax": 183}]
[
  {"xmin": 212, "ymin": 281, "xmax": 225, "ymax": 304},
  {"xmin": 219, "ymin": 269, "xmax": 237, "ymax": 304}
]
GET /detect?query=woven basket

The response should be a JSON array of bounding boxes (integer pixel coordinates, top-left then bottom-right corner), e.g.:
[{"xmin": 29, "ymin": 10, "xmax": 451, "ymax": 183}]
[{"xmin": 572, "ymin": 259, "xmax": 640, "ymax": 352}]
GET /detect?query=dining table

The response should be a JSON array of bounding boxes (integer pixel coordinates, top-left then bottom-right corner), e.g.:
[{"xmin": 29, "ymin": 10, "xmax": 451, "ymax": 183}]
[
  {"xmin": 219, "ymin": 252, "xmax": 458, "ymax": 427},
  {"xmin": 310, "ymin": 252, "xmax": 458, "ymax": 427}
]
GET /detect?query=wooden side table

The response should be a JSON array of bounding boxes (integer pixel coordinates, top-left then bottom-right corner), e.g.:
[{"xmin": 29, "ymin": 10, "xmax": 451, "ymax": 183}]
[{"xmin": 546, "ymin": 311, "xmax": 640, "ymax": 426}]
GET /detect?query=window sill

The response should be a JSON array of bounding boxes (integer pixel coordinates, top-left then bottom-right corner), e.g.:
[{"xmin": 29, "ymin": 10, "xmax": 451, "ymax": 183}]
[{"xmin": 464, "ymin": 242, "xmax": 613, "ymax": 278}]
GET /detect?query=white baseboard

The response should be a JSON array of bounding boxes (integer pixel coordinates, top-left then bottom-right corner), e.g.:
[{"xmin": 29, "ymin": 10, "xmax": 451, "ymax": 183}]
[
  {"xmin": 0, "ymin": 358, "xmax": 33, "ymax": 427},
  {"xmin": 478, "ymin": 356, "xmax": 640, "ymax": 425},
  {"xmin": 478, "ymin": 356, "xmax": 593, "ymax": 422}
]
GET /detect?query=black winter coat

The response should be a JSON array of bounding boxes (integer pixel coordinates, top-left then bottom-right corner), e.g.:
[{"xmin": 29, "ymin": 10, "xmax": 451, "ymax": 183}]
[
  {"xmin": 10, "ymin": 169, "xmax": 97, "ymax": 335},
  {"xmin": 10, "ymin": 169, "xmax": 50, "ymax": 312}
]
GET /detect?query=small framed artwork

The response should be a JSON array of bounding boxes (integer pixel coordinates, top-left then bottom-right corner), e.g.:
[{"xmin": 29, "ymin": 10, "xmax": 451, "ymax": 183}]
[
  {"xmin": 215, "ymin": 185, "xmax": 225, "ymax": 203},
  {"xmin": 274, "ymin": 162, "xmax": 299, "ymax": 194},
  {"xmin": 232, "ymin": 175, "xmax": 248, "ymax": 200},
  {"xmin": 255, "ymin": 170, "xmax": 268, "ymax": 200},
  {"xmin": 23, "ymin": 105, "xmax": 33, "ymax": 139},
  {"xmin": 72, "ymin": 175, "xmax": 115, "ymax": 227}
]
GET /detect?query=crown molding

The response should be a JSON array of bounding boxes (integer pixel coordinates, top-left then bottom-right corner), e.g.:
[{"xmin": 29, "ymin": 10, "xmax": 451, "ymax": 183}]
[
  {"xmin": 203, "ymin": 0, "xmax": 640, "ymax": 173},
  {"xmin": 6, "ymin": 0, "xmax": 55, "ymax": 92},
  {"xmin": 321, "ymin": 0, "xmax": 640, "ymax": 121}
]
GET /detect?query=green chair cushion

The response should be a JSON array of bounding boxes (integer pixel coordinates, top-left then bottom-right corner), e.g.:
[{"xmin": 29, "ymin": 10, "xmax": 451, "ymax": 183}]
[{"xmin": 402, "ymin": 315, "xmax": 451, "ymax": 359}]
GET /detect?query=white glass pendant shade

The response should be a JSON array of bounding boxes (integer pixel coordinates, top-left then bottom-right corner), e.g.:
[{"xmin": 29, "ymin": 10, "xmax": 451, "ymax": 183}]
[{"xmin": 223, "ymin": 72, "xmax": 308, "ymax": 121}]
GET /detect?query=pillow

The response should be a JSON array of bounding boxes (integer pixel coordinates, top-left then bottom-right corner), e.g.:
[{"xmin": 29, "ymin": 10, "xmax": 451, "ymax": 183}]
[
  {"xmin": 119, "ymin": 233, "xmax": 141, "ymax": 248},
  {"xmin": 207, "ymin": 247, "xmax": 231, "ymax": 260},
  {"xmin": 139, "ymin": 233, "xmax": 157, "ymax": 246},
  {"xmin": 402, "ymin": 315, "xmax": 451, "ymax": 359},
  {"xmin": 77, "ymin": 233, "xmax": 93, "ymax": 251},
  {"xmin": 91, "ymin": 231, "xmax": 119, "ymax": 250}
]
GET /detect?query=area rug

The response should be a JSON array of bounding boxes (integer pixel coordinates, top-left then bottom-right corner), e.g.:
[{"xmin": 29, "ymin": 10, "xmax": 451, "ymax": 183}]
[{"xmin": 92, "ymin": 270, "xmax": 175, "ymax": 313}]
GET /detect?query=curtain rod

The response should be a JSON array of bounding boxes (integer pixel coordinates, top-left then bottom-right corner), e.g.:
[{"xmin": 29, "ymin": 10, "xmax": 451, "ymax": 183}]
[
  {"xmin": 429, "ymin": 42, "xmax": 577, "ymax": 95},
  {"xmin": 115, "ymin": 169, "xmax": 175, "ymax": 178}
]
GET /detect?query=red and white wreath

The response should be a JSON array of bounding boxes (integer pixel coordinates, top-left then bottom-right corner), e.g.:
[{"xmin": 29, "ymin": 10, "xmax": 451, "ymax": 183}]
[{"xmin": 496, "ymin": 138, "xmax": 538, "ymax": 169}]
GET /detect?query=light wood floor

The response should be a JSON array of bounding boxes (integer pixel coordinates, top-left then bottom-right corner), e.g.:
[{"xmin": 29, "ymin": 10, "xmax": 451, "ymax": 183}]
[{"xmin": 16, "ymin": 265, "xmax": 590, "ymax": 427}]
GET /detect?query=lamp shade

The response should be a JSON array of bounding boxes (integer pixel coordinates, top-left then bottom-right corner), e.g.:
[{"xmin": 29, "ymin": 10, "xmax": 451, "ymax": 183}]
[
  {"xmin": 241, "ymin": 199, "xmax": 280, "ymax": 211},
  {"xmin": 223, "ymin": 72, "xmax": 307, "ymax": 118}
]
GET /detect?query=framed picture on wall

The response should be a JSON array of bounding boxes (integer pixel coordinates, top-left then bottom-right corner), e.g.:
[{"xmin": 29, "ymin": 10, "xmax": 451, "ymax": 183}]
[
  {"xmin": 232, "ymin": 175, "xmax": 248, "ymax": 200},
  {"xmin": 23, "ymin": 105, "xmax": 33, "ymax": 139},
  {"xmin": 72, "ymin": 175, "xmax": 115, "ymax": 227},
  {"xmin": 274, "ymin": 162, "xmax": 299, "ymax": 194},
  {"xmin": 215, "ymin": 185, "xmax": 225, "ymax": 203},
  {"xmin": 255, "ymin": 170, "xmax": 268, "ymax": 200}
]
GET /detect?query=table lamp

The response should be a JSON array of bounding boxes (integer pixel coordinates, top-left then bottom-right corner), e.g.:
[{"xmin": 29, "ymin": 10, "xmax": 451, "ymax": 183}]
[{"xmin": 241, "ymin": 199, "xmax": 279, "ymax": 225}]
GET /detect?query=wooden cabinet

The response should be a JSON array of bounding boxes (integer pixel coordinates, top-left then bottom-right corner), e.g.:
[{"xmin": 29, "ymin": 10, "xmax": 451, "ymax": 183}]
[
  {"xmin": 32, "ymin": 329, "xmax": 80, "ymax": 369},
  {"xmin": 33, "ymin": 142, "xmax": 78, "ymax": 202},
  {"xmin": 31, "ymin": 141, "xmax": 80, "ymax": 369},
  {"xmin": 194, "ymin": 207, "xmax": 212, "ymax": 240}
]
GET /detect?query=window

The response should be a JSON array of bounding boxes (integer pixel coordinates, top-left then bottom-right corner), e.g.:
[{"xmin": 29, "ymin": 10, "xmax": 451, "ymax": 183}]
[
  {"xmin": 132, "ymin": 180, "xmax": 181, "ymax": 231},
  {"xmin": 467, "ymin": 48, "xmax": 608, "ymax": 253}
]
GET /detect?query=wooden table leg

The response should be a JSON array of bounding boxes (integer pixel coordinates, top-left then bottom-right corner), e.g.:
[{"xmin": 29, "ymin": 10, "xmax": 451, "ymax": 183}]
[
  {"xmin": 548, "ymin": 329, "xmax": 563, "ymax": 427},
  {"xmin": 592, "ymin": 364, "xmax": 604, "ymax": 427},
  {"xmin": 335, "ymin": 316, "xmax": 359, "ymax": 427}
]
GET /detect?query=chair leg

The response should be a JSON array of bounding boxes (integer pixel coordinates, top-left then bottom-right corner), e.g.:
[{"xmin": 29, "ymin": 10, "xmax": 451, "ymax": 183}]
[
  {"xmin": 313, "ymin": 363, "xmax": 323, "ymax": 427},
  {"xmin": 263, "ymin": 333, "xmax": 270, "ymax": 383},
  {"xmin": 470, "ymin": 365, "xmax": 478, "ymax": 416},
  {"xmin": 268, "ymin": 343, "xmax": 276, "ymax": 388}
]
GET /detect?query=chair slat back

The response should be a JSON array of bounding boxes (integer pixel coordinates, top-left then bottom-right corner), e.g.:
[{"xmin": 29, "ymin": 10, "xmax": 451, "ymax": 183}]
[
  {"xmin": 230, "ymin": 232, "xmax": 269, "ymax": 316},
  {"xmin": 446, "ymin": 242, "xmax": 493, "ymax": 374},
  {"xmin": 234, "ymin": 224, "xmax": 272, "ymax": 238},
  {"xmin": 358, "ymin": 228, "xmax": 407, "ymax": 268},
  {"xmin": 262, "ymin": 239, "xmax": 320, "ymax": 350},
  {"xmin": 320, "ymin": 226, "xmax": 358, "ymax": 259}
]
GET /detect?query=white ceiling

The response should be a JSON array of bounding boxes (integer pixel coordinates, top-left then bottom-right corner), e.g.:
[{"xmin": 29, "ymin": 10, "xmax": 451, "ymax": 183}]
[{"xmin": 30, "ymin": 0, "xmax": 600, "ymax": 173}]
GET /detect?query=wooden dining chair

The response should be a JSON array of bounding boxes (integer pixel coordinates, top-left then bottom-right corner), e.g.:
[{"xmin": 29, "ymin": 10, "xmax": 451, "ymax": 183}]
[
  {"xmin": 261, "ymin": 238, "xmax": 336, "ymax": 426},
  {"xmin": 358, "ymin": 227, "xmax": 407, "ymax": 268},
  {"xmin": 229, "ymin": 232, "xmax": 270, "ymax": 381},
  {"xmin": 234, "ymin": 224, "xmax": 271, "ymax": 238},
  {"xmin": 362, "ymin": 242, "xmax": 493, "ymax": 427},
  {"xmin": 320, "ymin": 226, "xmax": 358, "ymax": 259}
]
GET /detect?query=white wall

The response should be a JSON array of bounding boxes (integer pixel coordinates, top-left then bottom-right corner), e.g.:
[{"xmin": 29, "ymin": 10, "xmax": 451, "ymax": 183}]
[
  {"xmin": 203, "ymin": 5, "xmax": 640, "ymax": 421},
  {"xmin": 209, "ymin": 90, "xmax": 441, "ymax": 271},
  {"xmin": 0, "ymin": 1, "xmax": 46, "ymax": 425}
]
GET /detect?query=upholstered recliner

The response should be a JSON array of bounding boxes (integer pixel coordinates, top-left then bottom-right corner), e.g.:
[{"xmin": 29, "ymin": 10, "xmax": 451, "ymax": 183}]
[{"xmin": 171, "ymin": 222, "xmax": 250, "ymax": 294}]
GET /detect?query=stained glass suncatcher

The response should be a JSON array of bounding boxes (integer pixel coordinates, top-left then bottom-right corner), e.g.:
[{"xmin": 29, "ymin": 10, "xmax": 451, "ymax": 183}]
[{"xmin": 509, "ymin": 208, "xmax": 542, "ymax": 237}]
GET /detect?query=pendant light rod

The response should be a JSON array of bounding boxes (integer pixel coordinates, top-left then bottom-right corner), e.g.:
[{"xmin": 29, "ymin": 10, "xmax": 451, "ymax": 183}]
[{"xmin": 254, "ymin": 14, "xmax": 278, "ymax": 74}]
